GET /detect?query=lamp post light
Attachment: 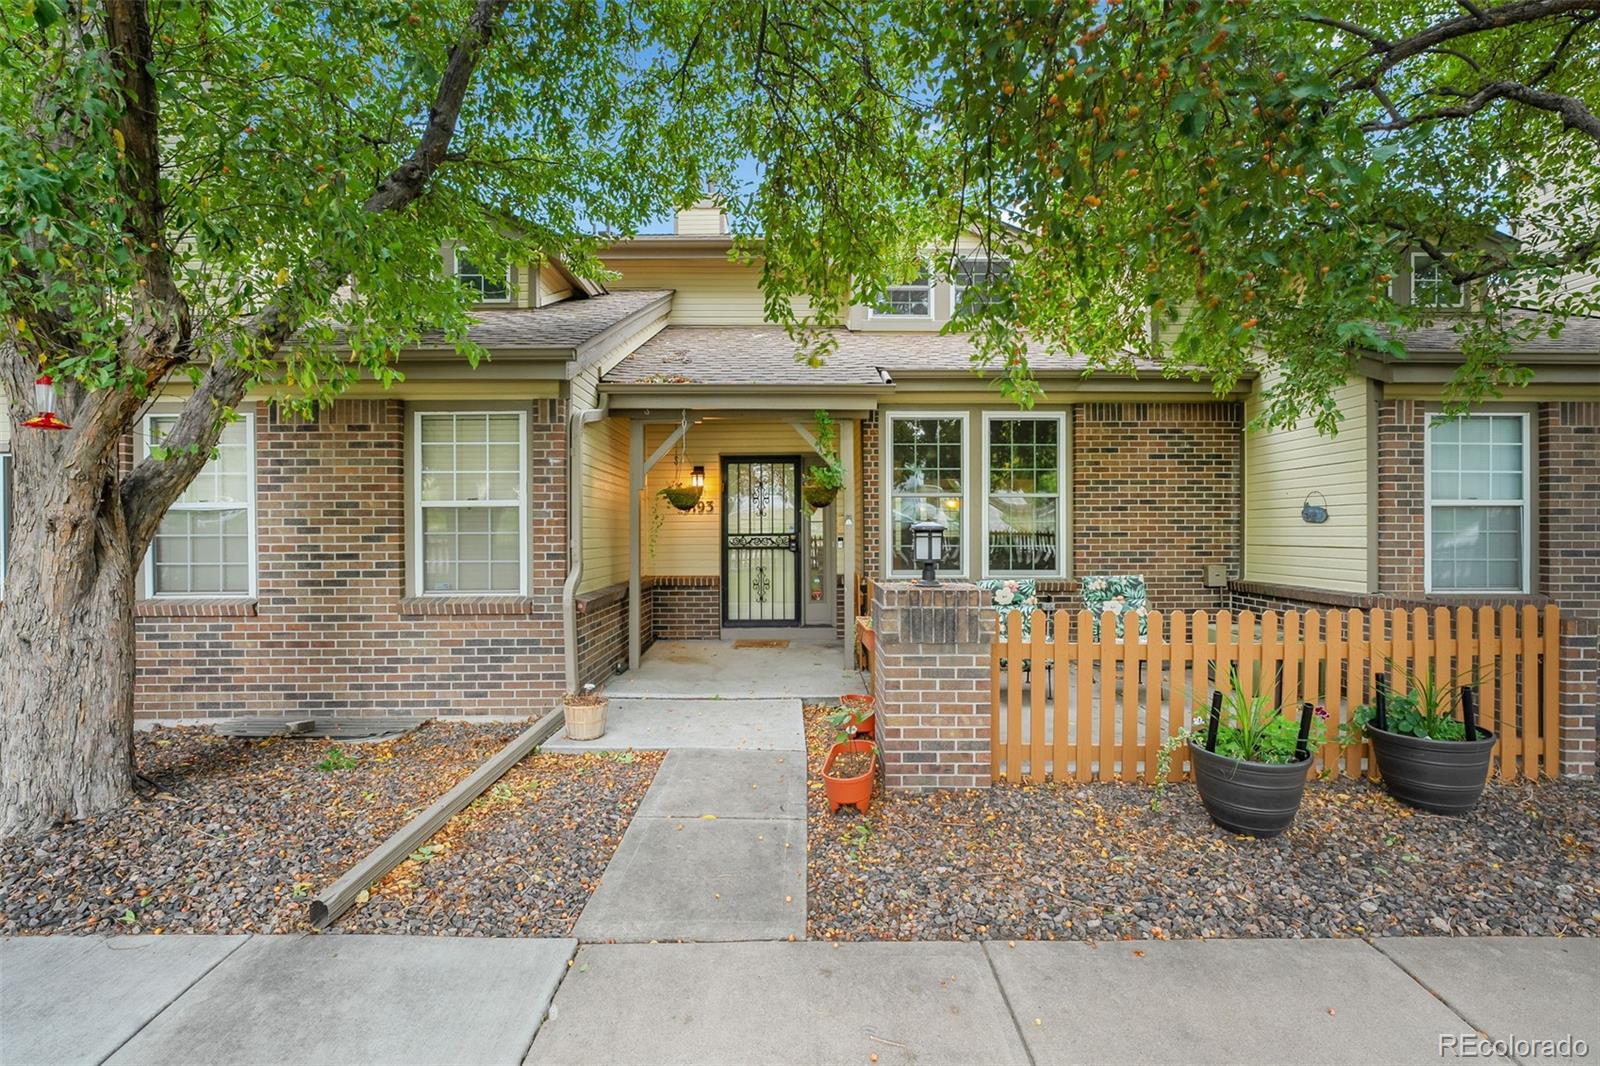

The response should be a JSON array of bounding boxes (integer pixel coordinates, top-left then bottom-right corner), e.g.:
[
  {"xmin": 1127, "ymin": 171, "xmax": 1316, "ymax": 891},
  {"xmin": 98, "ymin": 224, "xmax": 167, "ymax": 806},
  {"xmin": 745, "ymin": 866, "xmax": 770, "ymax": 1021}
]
[{"xmin": 911, "ymin": 520, "xmax": 944, "ymax": 586}]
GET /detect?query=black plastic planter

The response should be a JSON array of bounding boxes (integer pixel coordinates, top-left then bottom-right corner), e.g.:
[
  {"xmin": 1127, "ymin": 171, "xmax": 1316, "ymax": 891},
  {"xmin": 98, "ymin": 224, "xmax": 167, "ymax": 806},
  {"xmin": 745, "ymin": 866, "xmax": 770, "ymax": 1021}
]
[
  {"xmin": 1366, "ymin": 725, "xmax": 1497, "ymax": 816},
  {"xmin": 1187, "ymin": 741, "xmax": 1313, "ymax": 838}
]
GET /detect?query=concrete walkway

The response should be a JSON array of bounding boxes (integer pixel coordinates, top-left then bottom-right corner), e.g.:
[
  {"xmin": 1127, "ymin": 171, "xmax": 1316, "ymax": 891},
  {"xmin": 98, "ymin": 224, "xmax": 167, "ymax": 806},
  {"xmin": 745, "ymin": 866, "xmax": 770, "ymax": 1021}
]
[
  {"xmin": 541, "ymin": 697, "xmax": 805, "ymax": 753},
  {"xmin": 602, "ymin": 638, "xmax": 862, "ymax": 699},
  {"xmin": 572, "ymin": 746, "xmax": 808, "ymax": 942},
  {"xmin": 6, "ymin": 935, "xmax": 1594, "ymax": 1065}
]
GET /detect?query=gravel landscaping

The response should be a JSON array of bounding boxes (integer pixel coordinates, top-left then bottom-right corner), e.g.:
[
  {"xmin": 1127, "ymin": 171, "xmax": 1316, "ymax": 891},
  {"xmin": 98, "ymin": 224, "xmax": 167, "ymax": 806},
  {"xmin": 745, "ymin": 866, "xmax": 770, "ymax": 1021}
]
[
  {"xmin": 0, "ymin": 722, "xmax": 524, "ymax": 935},
  {"xmin": 804, "ymin": 705, "xmax": 1600, "ymax": 941},
  {"xmin": 332, "ymin": 749, "xmax": 662, "ymax": 936}
]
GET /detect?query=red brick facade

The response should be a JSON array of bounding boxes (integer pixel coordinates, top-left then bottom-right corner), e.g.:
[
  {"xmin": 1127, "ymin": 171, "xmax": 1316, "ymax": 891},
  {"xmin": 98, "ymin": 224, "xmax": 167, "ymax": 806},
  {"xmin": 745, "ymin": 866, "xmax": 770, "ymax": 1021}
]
[
  {"xmin": 133, "ymin": 399, "xmax": 568, "ymax": 719},
  {"xmin": 650, "ymin": 575, "xmax": 722, "ymax": 639},
  {"xmin": 1072, "ymin": 402, "xmax": 1241, "ymax": 611}
]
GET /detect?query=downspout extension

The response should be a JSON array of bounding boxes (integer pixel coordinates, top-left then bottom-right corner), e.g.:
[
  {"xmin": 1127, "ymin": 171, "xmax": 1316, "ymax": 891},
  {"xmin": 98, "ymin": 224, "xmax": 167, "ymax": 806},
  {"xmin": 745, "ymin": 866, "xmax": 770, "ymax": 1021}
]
[{"xmin": 563, "ymin": 404, "xmax": 607, "ymax": 693}]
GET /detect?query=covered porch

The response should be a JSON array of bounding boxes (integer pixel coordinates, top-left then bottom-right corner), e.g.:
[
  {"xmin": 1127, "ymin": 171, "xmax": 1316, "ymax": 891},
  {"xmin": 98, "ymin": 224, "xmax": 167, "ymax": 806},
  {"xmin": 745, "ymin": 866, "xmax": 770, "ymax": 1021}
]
[{"xmin": 606, "ymin": 629, "xmax": 863, "ymax": 699}]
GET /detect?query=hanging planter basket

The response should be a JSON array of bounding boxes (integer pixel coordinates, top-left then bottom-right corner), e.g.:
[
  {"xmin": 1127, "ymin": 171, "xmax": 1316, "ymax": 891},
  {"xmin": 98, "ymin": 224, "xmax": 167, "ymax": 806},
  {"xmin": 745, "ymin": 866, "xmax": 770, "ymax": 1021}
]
[
  {"xmin": 802, "ymin": 475, "xmax": 839, "ymax": 510},
  {"xmin": 660, "ymin": 484, "xmax": 704, "ymax": 512}
]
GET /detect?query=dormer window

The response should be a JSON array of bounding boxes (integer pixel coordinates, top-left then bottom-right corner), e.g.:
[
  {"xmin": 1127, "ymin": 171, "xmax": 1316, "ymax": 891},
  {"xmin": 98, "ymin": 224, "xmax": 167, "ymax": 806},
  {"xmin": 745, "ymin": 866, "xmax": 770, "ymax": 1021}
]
[
  {"xmin": 871, "ymin": 270, "xmax": 933, "ymax": 319},
  {"xmin": 1411, "ymin": 253, "xmax": 1464, "ymax": 309},
  {"xmin": 455, "ymin": 253, "xmax": 510, "ymax": 303},
  {"xmin": 953, "ymin": 256, "xmax": 1011, "ymax": 315}
]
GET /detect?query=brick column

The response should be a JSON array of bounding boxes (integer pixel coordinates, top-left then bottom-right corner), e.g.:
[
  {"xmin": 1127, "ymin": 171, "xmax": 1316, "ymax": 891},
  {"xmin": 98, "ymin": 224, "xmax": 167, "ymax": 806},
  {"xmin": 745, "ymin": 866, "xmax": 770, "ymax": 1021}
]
[
  {"xmin": 870, "ymin": 581, "xmax": 996, "ymax": 791},
  {"xmin": 1560, "ymin": 620, "xmax": 1598, "ymax": 777}
]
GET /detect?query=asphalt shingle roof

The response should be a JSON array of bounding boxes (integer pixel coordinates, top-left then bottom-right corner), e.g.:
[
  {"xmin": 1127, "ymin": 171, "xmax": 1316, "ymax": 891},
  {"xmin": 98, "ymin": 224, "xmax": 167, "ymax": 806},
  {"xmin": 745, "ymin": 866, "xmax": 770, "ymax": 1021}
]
[
  {"xmin": 410, "ymin": 289, "xmax": 671, "ymax": 352},
  {"xmin": 1388, "ymin": 309, "xmax": 1600, "ymax": 356},
  {"xmin": 603, "ymin": 327, "xmax": 1161, "ymax": 386}
]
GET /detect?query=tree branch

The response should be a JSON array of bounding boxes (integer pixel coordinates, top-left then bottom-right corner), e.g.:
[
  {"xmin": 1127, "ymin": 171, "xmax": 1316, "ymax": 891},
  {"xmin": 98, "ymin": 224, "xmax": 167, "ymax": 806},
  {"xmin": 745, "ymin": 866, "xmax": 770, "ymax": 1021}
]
[
  {"xmin": 1361, "ymin": 79, "xmax": 1600, "ymax": 144},
  {"xmin": 121, "ymin": 0, "xmax": 511, "ymax": 554}
]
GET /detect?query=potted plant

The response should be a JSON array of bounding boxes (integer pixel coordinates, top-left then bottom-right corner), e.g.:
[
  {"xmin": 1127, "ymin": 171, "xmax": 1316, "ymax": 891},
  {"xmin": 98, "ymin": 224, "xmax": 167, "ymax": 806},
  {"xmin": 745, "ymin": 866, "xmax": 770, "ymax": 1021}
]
[
  {"xmin": 829, "ymin": 693, "xmax": 876, "ymax": 740},
  {"xmin": 658, "ymin": 483, "xmax": 703, "ymax": 512},
  {"xmin": 1158, "ymin": 669, "xmax": 1326, "ymax": 838},
  {"xmin": 1339, "ymin": 666, "xmax": 1496, "ymax": 816},
  {"xmin": 802, "ymin": 410, "xmax": 845, "ymax": 509},
  {"xmin": 562, "ymin": 685, "xmax": 608, "ymax": 741},
  {"xmin": 822, "ymin": 711, "xmax": 877, "ymax": 814}
]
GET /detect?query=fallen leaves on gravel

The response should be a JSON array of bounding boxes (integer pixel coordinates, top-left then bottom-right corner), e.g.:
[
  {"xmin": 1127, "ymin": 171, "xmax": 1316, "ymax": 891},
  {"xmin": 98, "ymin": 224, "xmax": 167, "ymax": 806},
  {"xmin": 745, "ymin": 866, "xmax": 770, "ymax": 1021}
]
[
  {"xmin": 802, "ymin": 705, "xmax": 1599, "ymax": 941},
  {"xmin": 1, "ymin": 722, "xmax": 524, "ymax": 935}
]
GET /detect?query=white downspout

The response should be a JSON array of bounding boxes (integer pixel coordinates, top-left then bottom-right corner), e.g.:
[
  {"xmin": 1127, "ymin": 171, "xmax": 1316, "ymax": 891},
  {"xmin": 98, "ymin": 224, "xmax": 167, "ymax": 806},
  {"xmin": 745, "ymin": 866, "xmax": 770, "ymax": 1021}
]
[{"xmin": 563, "ymin": 404, "xmax": 607, "ymax": 693}]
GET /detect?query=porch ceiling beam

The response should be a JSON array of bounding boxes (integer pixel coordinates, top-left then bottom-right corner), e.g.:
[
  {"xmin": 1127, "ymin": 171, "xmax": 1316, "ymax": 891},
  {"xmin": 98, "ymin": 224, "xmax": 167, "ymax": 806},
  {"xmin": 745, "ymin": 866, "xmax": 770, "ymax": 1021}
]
[
  {"xmin": 644, "ymin": 416, "xmax": 689, "ymax": 474},
  {"xmin": 787, "ymin": 418, "xmax": 821, "ymax": 456}
]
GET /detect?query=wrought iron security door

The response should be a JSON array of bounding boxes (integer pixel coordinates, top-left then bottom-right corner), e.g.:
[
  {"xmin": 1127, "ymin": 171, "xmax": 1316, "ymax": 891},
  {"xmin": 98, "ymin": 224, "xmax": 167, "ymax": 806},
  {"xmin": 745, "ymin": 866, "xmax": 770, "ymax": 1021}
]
[{"xmin": 722, "ymin": 457, "xmax": 802, "ymax": 625}]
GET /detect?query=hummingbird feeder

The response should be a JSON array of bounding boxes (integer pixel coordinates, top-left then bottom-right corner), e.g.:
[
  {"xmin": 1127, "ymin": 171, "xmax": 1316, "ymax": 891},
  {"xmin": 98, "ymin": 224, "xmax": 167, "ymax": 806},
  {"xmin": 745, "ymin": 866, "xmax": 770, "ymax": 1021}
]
[{"xmin": 21, "ymin": 375, "xmax": 70, "ymax": 431}]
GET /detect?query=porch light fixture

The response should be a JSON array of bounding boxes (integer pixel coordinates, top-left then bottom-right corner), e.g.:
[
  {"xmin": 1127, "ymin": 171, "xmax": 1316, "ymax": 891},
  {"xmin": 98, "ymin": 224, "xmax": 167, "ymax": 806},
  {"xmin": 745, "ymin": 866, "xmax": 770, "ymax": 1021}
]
[
  {"xmin": 690, "ymin": 465, "xmax": 705, "ymax": 489},
  {"xmin": 911, "ymin": 521, "xmax": 944, "ymax": 586},
  {"xmin": 22, "ymin": 374, "xmax": 69, "ymax": 431}
]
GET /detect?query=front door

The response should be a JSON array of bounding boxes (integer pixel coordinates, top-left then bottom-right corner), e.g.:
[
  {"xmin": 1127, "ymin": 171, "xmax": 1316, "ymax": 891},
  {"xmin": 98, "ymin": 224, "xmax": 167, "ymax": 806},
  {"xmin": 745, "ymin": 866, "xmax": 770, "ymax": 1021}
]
[{"xmin": 722, "ymin": 457, "xmax": 802, "ymax": 626}]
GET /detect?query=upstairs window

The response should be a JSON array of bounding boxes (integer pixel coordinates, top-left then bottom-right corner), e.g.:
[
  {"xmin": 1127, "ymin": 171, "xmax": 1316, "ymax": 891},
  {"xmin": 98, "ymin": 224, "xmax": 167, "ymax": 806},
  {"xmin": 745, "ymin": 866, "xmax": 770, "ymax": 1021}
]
[
  {"xmin": 455, "ymin": 253, "xmax": 510, "ymax": 303},
  {"xmin": 1411, "ymin": 253, "xmax": 1464, "ymax": 308},
  {"xmin": 871, "ymin": 270, "xmax": 933, "ymax": 319},
  {"xmin": 415, "ymin": 411, "xmax": 527, "ymax": 595},
  {"xmin": 145, "ymin": 413, "xmax": 257, "ymax": 597},
  {"xmin": 953, "ymin": 256, "xmax": 1012, "ymax": 315},
  {"xmin": 886, "ymin": 413, "xmax": 966, "ymax": 574},
  {"xmin": 1427, "ymin": 413, "xmax": 1528, "ymax": 593}
]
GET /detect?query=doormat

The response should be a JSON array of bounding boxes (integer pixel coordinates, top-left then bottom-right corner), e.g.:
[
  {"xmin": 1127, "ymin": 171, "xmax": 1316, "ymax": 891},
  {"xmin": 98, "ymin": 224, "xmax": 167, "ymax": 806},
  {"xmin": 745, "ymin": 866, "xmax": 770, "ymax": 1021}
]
[{"xmin": 733, "ymin": 639, "xmax": 790, "ymax": 649}]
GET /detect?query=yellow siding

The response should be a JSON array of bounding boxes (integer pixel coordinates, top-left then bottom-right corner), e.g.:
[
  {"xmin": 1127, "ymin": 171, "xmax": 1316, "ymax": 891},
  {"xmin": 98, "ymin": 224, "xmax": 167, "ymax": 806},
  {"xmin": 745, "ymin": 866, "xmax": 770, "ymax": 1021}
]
[
  {"xmin": 674, "ymin": 205, "xmax": 727, "ymax": 235},
  {"xmin": 536, "ymin": 264, "xmax": 572, "ymax": 307},
  {"xmin": 645, "ymin": 419, "xmax": 815, "ymax": 576},
  {"xmin": 1243, "ymin": 374, "xmax": 1373, "ymax": 593},
  {"xmin": 579, "ymin": 416, "xmax": 631, "ymax": 593},
  {"xmin": 602, "ymin": 258, "xmax": 770, "ymax": 325}
]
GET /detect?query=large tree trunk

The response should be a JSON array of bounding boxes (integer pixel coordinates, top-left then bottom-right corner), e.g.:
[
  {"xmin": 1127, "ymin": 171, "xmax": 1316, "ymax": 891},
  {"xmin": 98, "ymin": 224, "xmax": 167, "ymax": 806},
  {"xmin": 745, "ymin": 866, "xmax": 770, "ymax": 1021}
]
[{"xmin": 0, "ymin": 442, "xmax": 137, "ymax": 839}]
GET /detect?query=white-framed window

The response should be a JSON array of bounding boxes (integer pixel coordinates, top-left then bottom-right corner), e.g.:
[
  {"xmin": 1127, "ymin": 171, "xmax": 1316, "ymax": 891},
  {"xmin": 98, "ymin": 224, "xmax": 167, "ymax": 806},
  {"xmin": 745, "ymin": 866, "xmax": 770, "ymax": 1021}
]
[
  {"xmin": 1411, "ymin": 252, "xmax": 1465, "ymax": 308},
  {"xmin": 0, "ymin": 451, "xmax": 10, "ymax": 600},
  {"xmin": 1425, "ymin": 412, "xmax": 1529, "ymax": 593},
  {"xmin": 869, "ymin": 269, "xmax": 933, "ymax": 319},
  {"xmin": 413, "ymin": 410, "xmax": 527, "ymax": 595},
  {"xmin": 983, "ymin": 412, "xmax": 1065, "ymax": 577},
  {"xmin": 454, "ymin": 253, "xmax": 510, "ymax": 303},
  {"xmin": 953, "ymin": 256, "xmax": 1011, "ymax": 316},
  {"xmin": 144, "ymin": 412, "xmax": 258, "ymax": 598},
  {"xmin": 885, "ymin": 412, "xmax": 967, "ymax": 576}
]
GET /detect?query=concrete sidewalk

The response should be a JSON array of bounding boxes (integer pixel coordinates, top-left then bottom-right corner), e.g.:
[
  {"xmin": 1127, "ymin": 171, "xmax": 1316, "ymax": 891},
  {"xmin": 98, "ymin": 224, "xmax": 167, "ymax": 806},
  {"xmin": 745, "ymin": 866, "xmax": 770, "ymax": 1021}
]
[{"xmin": 3, "ymin": 935, "xmax": 1595, "ymax": 1065}]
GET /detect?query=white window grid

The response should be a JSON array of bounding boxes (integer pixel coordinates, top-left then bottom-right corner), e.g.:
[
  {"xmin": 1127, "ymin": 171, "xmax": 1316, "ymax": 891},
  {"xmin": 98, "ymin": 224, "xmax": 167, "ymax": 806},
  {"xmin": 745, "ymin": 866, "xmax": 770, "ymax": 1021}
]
[
  {"xmin": 412, "ymin": 410, "xmax": 528, "ymax": 596},
  {"xmin": 142, "ymin": 411, "xmax": 258, "ymax": 599},
  {"xmin": 952, "ymin": 256, "xmax": 1011, "ymax": 316},
  {"xmin": 455, "ymin": 253, "xmax": 511, "ymax": 303},
  {"xmin": 1410, "ymin": 252, "xmax": 1465, "ymax": 308},
  {"xmin": 868, "ymin": 268, "xmax": 934, "ymax": 320},
  {"xmin": 884, "ymin": 411, "xmax": 969, "ymax": 577},
  {"xmin": 1423, "ymin": 411, "xmax": 1529, "ymax": 594},
  {"xmin": 982, "ymin": 411, "xmax": 1067, "ymax": 578}
]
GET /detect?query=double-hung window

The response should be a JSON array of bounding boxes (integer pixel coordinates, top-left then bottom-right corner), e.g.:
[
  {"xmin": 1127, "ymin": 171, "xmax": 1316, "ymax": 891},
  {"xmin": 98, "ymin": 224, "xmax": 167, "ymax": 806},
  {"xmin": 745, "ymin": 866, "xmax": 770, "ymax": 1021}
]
[
  {"xmin": 145, "ymin": 412, "xmax": 257, "ymax": 597},
  {"xmin": 871, "ymin": 270, "xmax": 933, "ymax": 319},
  {"xmin": 414, "ymin": 411, "xmax": 527, "ymax": 595},
  {"xmin": 1426, "ymin": 412, "xmax": 1529, "ymax": 593},
  {"xmin": 953, "ymin": 256, "xmax": 1011, "ymax": 316},
  {"xmin": 454, "ymin": 253, "xmax": 510, "ymax": 303},
  {"xmin": 886, "ymin": 413, "xmax": 966, "ymax": 575},
  {"xmin": 1411, "ymin": 252, "xmax": 1464, "ymax": 308},
  {"xmin": 984, "ymin": 413, "xmax": 1064, "ymax": 576},
  {"xmin": 0, "ymin": 451, "xmax": 10, "ymax": 599}
]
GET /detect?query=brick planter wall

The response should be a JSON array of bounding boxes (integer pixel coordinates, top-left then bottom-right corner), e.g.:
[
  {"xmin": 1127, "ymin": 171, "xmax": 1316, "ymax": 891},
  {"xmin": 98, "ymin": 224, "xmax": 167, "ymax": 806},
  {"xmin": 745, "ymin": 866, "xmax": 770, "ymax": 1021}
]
[
  {"xmin": 870, "ymin": 581, "xmax": 996, "ymax": 791},
  {"xmin": 651, "ymin": 575, "xmax": 721, "ymax": 639},
  {"xmin": 1072, "ymin": 402, "xmax": 1241, "ymax": 611},
  {"xmin": 132, "ymin": 399, "xmax": 567, "ymax": 719},
  {"xmin": 575, "ymin": 580, "xmax": 657, "ymax": 690}
]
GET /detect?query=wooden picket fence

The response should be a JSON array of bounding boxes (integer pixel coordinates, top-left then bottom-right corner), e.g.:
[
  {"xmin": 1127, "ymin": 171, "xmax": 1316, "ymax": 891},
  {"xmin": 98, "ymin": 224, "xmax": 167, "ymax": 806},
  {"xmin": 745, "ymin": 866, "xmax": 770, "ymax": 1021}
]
[{"xmin": 989, "ymin": 606, "xmax": 1563, "ymax": 785}]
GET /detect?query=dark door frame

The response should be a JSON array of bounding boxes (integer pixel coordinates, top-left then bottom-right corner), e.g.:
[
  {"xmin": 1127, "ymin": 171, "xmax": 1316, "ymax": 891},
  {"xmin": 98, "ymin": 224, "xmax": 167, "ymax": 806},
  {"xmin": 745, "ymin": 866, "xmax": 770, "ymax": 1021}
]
[{"xmin": 720, "ymin": 455, "xmax": 803, "ymax": 627}]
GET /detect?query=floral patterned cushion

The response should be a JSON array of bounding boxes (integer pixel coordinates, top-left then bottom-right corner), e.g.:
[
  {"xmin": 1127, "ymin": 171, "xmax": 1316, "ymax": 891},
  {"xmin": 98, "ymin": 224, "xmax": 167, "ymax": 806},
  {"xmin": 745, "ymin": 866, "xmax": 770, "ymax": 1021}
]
[
  {"xmin": 1080, "ymin": 575, "xmax": 1149, "ymax": 639},
  {"xmin": 978, "ymin": 578, "xmax": 1039, "ymax": 642}
]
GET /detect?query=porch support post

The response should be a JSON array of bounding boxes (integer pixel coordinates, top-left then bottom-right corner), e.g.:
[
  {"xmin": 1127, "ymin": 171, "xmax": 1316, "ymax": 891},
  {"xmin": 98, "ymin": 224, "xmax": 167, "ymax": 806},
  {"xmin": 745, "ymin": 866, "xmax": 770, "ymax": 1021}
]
[
  {"xmin": 841, "ymin": 417, "xmax": 857, "ymax": 669},
  {"xmin": 628, "ymin": 418, "xmax": 644, "ymax": 670}
]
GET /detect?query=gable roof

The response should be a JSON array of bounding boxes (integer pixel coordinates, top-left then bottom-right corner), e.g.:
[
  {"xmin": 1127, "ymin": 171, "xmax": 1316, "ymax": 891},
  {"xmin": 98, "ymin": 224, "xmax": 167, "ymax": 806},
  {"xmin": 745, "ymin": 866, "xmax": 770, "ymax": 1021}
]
[{"xmin": 407, "ymin": 289, "xmax": 671, "ymax": 357}]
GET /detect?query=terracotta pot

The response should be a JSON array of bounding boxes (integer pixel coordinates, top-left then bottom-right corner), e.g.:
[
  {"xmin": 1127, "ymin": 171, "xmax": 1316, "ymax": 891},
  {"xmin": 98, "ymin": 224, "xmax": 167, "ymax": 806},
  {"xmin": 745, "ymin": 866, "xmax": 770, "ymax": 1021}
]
[
  {"xmin": 562, "ymin": 695, "xmax": 607, "ymax": 741},
  {"xmin": 1367, "ymin": 725, "xmax": 1497, "ymax": 816},
  {"xmin": 839, "ymin": 693, "xmax": 876, "ymax": 739},
  {"xmin": 823, "ymin": 740, "xmax": 877, "ymax": 814}
]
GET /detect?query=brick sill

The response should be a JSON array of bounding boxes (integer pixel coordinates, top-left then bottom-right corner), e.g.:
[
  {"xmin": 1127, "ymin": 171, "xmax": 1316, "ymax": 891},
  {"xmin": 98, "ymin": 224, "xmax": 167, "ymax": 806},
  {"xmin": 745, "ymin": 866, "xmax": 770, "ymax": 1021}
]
[
  {"xmin": 136, "ymin": 598, "xmax": 258, "ymax": 618},
  {"xmin": 399, "ymin": 596, "xmax": 539, "ymax": 617}
]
